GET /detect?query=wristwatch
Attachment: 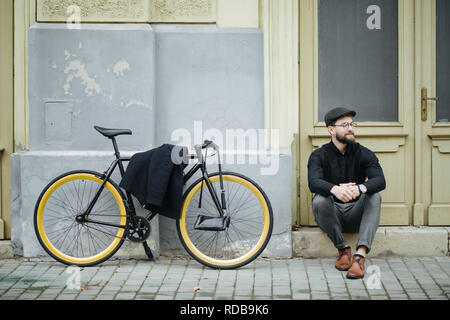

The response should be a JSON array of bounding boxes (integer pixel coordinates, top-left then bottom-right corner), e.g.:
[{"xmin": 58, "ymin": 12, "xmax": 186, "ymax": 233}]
[{"xmin": 358, "ymin": 184, "xmax": 367, "ymax": 194}]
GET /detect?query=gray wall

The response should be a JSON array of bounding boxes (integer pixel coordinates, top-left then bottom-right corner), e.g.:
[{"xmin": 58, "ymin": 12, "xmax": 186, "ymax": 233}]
[
  {"xmin": 153, "ymin": 25, "xmax": 291, "ymax": 257},
  {"xmin": 11, "ymin": 23, "xmax": 292, "ymax": 260},
  {"xmin": 28, "ymin": 24, "xmax": 157, "ymax": 151},
  {"xmin": 154, "ymin": 25, "xmax": 264, "ymax": 145},
  {"xmin": 13, "ymin": 24, "xmax": 158, "ymax": 258}
]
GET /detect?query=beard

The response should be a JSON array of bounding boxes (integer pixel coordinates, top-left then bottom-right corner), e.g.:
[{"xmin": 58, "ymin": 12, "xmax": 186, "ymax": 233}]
[{"xmin": 336, "ymin": 131, "xmax": 355, "ymax": 145}]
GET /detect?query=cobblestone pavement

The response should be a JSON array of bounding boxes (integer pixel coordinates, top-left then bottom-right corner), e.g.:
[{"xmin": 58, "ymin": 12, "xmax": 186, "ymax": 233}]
[{"xmin": 0, "ymin": 256, "xmax": 448, "ymax": 301}]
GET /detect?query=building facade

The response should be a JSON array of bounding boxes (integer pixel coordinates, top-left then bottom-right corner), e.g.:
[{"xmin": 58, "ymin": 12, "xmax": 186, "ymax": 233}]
[{"xmin": 0, "ymin": 0, "xmax": 449, "ymax": 259}]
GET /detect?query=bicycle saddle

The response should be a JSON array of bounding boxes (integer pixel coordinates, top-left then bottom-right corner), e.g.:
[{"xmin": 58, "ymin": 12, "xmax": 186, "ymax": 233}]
[{"xmin": 94, "ymin": 125, "xmax": 132, "ymax": 138}]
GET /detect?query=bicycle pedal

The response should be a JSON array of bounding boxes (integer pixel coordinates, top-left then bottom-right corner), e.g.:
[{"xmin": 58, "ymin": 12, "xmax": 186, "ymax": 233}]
[{"xmin": 194, "ymin": 215, "xmax": 230, "ymax": 231}]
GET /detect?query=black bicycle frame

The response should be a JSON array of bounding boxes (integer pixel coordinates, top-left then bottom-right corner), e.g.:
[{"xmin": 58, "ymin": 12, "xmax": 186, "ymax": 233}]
[
  {"xmin": 81, "ymin": 156, "xmax": 133, "ymax": 229},
  {"xmin": 81, "ymin": 137, "xmax": 226, "ymax": 229},
  {"xmin": 183, "ymin": 162, "xmax": 225, "ymax": 217}
]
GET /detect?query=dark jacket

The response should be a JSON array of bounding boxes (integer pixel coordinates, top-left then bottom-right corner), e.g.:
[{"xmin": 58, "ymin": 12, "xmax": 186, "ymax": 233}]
[
  {"xmin": 307, "ymin": 141, "xmax": 386, "ymax": 203},
  {"xmin": 119, "ymin": 144, "xmax": 187, "ymax": 219}
]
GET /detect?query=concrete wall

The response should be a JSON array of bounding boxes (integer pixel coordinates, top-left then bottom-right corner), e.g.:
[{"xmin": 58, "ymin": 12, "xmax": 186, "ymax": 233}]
[
  {"xmin": 28, "ymin": 24, "xmax": 156, "ymax": 151},
  {"xmin": 154, "ymin": 25, "xmax": 264, "ymax": 145},
  {"xmin": 11, "ymin": 23, "xmax": 293, "ymax": 260},
  {"xmin": 13, "ymin": 23, "xmax": 158, "ymax": 258},
  {"xmin": 153, "ymin": 25, "xmax": 291, "ymax": 257}
]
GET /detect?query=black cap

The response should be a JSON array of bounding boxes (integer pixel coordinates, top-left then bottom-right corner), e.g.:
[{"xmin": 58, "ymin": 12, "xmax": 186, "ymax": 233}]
[{"xmin": 324, "ymin": 107, "xmax": 356, "ymax": 127}]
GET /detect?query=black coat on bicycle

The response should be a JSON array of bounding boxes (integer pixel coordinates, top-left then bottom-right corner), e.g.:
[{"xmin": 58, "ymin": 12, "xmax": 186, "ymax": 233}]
[{"xmin": 119, "ymin": 144, "xmax": 187, "ymax": 219}]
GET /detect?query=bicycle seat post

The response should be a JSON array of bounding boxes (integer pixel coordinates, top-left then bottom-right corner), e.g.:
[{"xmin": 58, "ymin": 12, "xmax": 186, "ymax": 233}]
[
  {"xmin": 110, "ymin": 136, "xmax": 127, "ymax": 178},
  {"xmin": 111, "ymin": 137, "xmax": 121, "ymax": 159}
]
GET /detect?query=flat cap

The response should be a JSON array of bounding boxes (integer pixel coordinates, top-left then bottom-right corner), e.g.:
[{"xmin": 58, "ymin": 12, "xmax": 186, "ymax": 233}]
[{"xmin": 324, "ymin": 107, "xmax": 356, "ymax": 127}]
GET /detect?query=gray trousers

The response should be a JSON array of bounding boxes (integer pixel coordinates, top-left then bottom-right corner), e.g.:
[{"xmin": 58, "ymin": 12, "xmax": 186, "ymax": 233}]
[{"xmin": 312, "ymin": 193, "xmax": 381, "ymax": 253}]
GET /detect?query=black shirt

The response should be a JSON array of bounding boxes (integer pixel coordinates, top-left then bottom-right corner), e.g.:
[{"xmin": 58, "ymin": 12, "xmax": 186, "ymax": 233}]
[{"xmin": 307, "ymin": 141, "xmax": 386, "ymax": 203}]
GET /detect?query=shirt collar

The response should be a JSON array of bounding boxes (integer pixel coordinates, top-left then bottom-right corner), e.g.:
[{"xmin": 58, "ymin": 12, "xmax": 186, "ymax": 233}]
[{"xmin": 327, "ymin": 140, "xmax": 356, "ymax": 155}]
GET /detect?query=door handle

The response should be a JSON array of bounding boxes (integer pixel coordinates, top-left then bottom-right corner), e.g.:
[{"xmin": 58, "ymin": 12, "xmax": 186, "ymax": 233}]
[{"xmin": 421, "ymin": 87, "xmax": 438, "ymax": 121}]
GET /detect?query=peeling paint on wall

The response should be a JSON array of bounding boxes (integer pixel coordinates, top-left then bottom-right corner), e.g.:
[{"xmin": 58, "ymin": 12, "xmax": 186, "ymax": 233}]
[
  {"xmin": 113, "ymin": 60, "xmax": 130, "ymax": 77},
  {"xmin": 47, "ymin": 32, "xmax": 154, "ymax": 111},
  {"xmin": 64, "ymin": 50, "xmax": 77, "ymax": 61},
  {"xmin": 64, "ymin": 60, "xmax": 101, "ymax": 96},
  {"xmin": 120, "ymin": 99, "xmax": 151, "ymax": 110}
]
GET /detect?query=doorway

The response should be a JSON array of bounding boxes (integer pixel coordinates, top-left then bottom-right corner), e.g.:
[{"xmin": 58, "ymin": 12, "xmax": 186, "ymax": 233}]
[{"xmin": 298, "ymin": 0, "xmax": 415, "ymax": 226}]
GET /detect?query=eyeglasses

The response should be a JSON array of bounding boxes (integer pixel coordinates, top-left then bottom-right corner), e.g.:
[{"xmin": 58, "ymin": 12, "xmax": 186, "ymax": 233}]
[{"xmin": 333, "ymin": 122, "xmax": 357, "ymax": 128}]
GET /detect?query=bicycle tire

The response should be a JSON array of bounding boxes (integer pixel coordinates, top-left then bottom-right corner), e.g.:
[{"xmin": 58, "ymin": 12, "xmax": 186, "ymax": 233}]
[
  {"xmin": 177, "ymin": 172, "xmax": 273, "ymax": 269},
  {"xmin": 34, "ymin": 170, "xmax": 128, "ymax": 267}
]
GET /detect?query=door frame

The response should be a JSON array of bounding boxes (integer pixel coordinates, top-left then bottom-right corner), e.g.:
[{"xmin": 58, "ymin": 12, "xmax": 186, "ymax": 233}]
[
  {"xmin": 415, "ymin": 0, "xmax": 450, "ymax": 226},
  {"xmin": 0, "ymin": 0, "xmax": 14, "ymax": 239}
]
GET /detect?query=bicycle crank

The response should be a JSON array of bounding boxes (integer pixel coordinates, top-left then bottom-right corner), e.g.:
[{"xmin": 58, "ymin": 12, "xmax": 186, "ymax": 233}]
[{"xmin": 126, "ymin": 216, "xmax": 151, "ymax": 242}]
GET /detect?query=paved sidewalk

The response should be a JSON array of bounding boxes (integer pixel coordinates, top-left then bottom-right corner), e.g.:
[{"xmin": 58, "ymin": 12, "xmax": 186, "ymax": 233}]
[{"xmin": 0, "ymin": 256, "xmax": 448, "ymax": 300}]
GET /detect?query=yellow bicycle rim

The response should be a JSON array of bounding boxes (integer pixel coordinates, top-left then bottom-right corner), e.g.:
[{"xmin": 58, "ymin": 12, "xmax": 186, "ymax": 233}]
[
  {"xmin": 179, "ymin": 175, "xmax": 270, "ymax": 267},
  {"xmin": 36, "ymin": 173, "xmax": 126, "ymax": 265}
]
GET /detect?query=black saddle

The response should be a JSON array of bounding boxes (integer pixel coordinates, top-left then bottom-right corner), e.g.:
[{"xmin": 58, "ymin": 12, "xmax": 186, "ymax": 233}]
[{"xmin": 94, "ymin": 125, "xmax": 132, "ymax": 138}]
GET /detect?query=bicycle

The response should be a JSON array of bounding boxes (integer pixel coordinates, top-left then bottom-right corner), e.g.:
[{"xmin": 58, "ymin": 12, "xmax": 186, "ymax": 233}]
[{"xmin": 34, "ymin": 126, "xmax": 273, "ymax": 269}]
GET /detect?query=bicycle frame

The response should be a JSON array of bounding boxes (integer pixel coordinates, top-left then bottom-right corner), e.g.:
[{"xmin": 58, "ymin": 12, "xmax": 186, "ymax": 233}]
[{"xmin": 80, "ymin": 137, "xmax": 226, "ymax": 230}]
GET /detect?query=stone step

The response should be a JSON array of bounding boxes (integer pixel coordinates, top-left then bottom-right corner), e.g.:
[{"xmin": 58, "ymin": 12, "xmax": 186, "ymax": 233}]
[
  {"xmin": 2, "ymin": 227, "xmax": 449, "ymax": 259},
  {"xmin": 0, "ymin": 241, "xmax": 13, "ymax": 259},
  {"xmin": 293, "ymin": 226, "xmax": 450, "ymax": 258}
]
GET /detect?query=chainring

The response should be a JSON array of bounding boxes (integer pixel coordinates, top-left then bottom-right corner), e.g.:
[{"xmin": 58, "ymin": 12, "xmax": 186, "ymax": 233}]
[{"xmin": 126, "ymin": 216, "xmax": 151, "ymax": 243}]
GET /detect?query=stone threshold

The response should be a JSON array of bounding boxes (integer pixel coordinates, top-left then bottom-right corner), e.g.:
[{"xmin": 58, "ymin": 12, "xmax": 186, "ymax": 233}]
[{"xmin": 293, "ymin": 226, "xmax": 450, "ymax": 258}]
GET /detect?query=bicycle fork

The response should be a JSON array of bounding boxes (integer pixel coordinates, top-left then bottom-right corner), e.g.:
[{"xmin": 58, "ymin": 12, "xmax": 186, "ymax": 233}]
[{"xmin": 193, "ymin": 144, "xmax": 230, "ymax": 231}]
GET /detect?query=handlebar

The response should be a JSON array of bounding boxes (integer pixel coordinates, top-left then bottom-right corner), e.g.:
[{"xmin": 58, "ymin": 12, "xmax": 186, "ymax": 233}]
[
  {"xmin": 193, "ymin": 140, "xmax": 220, "ymax": 163},
  {"xmin": 202, "ymin": 140, "xmax": 213, "ymax": 148},
  {"xmin": 195, "ymin": 140, "xmax": 218, "ymax": 151}
]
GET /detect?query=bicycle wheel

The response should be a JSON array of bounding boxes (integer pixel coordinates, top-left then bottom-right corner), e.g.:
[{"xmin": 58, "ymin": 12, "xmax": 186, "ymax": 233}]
[
  {"xmin": 34, "ymin": 170, "xmax": 128, "ymax": 267},
  {"xmin": 177, "ymin": 172, "xmax": 273, "ymax": 269}
]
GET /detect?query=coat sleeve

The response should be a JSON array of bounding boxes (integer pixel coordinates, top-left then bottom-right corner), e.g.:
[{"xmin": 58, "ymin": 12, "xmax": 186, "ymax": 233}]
[
  {"xmin": 361, "ymin": 149, "xmax": 386, "ymax": 194},
  {"xmin": 307, "ymin": 150, "xmax": 335, "ymax": 196}
]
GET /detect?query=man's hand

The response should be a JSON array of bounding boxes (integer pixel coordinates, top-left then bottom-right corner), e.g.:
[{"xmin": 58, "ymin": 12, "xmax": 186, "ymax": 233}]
[
  {"xmin": 331, "ymin": 183, "xmax": 360, "ymax": 203},
  {"xmin": 340, "ymin": 183, "xmax": 361, "ymax": 198}
]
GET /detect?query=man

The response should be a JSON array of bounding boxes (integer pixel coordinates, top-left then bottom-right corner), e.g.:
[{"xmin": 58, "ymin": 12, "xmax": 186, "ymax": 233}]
[{"xmin": 307, "ymin": 107, "xmax": 386, "ymax": 279}]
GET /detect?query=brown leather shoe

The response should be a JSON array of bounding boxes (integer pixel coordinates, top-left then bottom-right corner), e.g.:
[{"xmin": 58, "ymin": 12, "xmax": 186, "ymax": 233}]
[
  {"xmin": 335, "ymin": 246, "xmax": 352, "ymax": 271},
  {"xmin": 346, "ymin": 254, "xmax": 366, "ymax": 279}
]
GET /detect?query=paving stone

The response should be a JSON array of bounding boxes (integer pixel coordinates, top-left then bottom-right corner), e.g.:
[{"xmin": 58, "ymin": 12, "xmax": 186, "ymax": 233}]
[{"xmin": 0, "ymin": 256, "xmax": 448, "ymax": 300}]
